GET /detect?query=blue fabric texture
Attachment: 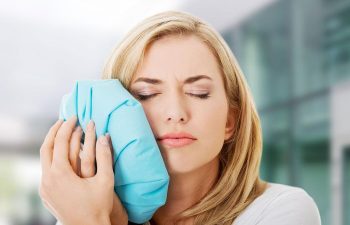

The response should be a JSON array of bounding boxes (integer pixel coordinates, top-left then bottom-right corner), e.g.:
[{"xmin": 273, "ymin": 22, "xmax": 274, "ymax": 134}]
[{"xmin": 58, "ymin": 79, "xmax": 169, "ymax": 223}]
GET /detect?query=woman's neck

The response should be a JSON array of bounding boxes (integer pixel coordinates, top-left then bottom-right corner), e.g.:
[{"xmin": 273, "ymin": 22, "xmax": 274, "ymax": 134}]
[{"xmin": 150, "ymin": 157, "xmax": 220, "ymax": 225}]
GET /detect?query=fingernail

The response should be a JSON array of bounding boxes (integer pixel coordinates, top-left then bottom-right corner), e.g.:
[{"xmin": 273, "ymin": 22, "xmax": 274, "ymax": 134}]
[
  {"xmin": 70, "ymin": 115, "xmax": 77, "ymax": 121},
  {"xmin": 87, "ymin": 120, "xmax": 95, "ymax": 131},
  {"xmin": 56, "ymin": 119, "xmax": 64, "ymax": 125},
  {"xmin": 106, "ymin": 133, "xmax": 111, "ymax": 141},
  {"xmin": 99, "ymin": 135, "xmax": 108, "ymax": 146},
  {"xmin": 74, "ymin": 126, "xmax": 82, "ymax": 132}
]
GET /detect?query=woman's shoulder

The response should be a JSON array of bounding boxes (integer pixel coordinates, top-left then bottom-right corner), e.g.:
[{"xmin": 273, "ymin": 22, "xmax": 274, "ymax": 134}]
[{"xmin": 233, "ymin": 182, "xmax": 321, "ymax": 225}]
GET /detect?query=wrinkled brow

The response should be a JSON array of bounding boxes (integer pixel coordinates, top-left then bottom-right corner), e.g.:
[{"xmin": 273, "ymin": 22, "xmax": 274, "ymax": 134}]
[{"xmin": 133, "ymin": 75, "xmax": 213, "ymax": 85}]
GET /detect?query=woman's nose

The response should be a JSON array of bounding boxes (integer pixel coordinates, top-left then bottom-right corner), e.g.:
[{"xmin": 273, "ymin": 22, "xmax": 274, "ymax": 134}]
[
  {"xmin": 163, "ymin": 94, "xmax": 189, "ymax": 124},
  {"xmin": 167, "ymin": 116, "xmax": 185, "ymax": 123}
]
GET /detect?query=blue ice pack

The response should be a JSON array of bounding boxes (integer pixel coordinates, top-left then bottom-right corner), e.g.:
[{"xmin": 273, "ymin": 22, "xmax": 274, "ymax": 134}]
[{"xmin": 58, "ymin": 79, "xmax": 169, "ymax": 223}]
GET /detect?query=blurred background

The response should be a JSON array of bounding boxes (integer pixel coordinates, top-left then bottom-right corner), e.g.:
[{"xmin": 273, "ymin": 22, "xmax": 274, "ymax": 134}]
[{"xmin": 0, "ymin": 0, "xmax": 349, "ymax": 224}]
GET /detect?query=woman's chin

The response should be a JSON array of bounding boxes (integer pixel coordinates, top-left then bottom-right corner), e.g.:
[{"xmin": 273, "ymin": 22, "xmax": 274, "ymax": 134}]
[
  {"xmin": 167, "ymin": 166, "xmax": 195, "ymax": 175},
  {"xmin": 163, "ymin": 157, "xmax": 200, "ymax": 175},
  {"xmin": 158, "ymin": 144, "xmax": 212, "ymax": 175}
]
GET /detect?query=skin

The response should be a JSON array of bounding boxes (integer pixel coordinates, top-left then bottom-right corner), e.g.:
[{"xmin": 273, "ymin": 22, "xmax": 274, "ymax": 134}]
[
  {"xmin": 39, "ymin": 34, "xmax": 235, "ymax": 225},
  {"xmin": 39, "ymin": 117, "xmax": 112, "ymax": 225},
  {"xmin": 39, "ymin": 117, "xmax": 127, "ymax": 225}
]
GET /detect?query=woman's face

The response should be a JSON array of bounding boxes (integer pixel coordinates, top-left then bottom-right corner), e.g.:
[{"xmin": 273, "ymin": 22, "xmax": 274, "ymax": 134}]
[{"xmin": 130, "ymin": 34, "xmax": 235, "ymax": 175}]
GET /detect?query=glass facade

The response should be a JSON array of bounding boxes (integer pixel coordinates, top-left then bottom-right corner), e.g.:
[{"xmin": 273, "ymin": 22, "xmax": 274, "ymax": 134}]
[
  {"xmin": 222, "ymin": 0, "xmax": 350, "ymax": 224},
  {"xmin": 344, "ymin": 146, "xmax": 350, "ymax": 225}
]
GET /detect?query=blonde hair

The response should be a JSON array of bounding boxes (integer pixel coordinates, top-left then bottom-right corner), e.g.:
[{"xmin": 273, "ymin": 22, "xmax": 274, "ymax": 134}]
[{"xmin": 102, "ymin": 10, "xmax": 267, "ymax": 225}]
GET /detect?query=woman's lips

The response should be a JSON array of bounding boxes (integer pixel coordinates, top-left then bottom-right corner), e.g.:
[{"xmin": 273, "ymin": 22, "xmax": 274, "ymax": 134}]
[{"xmin": 158, "ymin": 138, "xmax": 196, "ymax": 148}]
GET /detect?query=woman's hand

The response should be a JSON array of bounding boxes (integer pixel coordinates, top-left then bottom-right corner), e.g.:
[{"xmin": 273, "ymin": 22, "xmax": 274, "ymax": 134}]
[
  {"xmin": 39, "ymin": 116, "xmax": 115, "ymax": 225},
  {"xmin": 70, "ymin": 119, "xmax": 128, "ymax": 225}
]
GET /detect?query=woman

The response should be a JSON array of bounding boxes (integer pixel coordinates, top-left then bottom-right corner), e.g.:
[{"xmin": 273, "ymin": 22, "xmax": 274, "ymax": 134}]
[{"xmin": 39, "ymin": 11, "xmax": 321, "ymax": 225}]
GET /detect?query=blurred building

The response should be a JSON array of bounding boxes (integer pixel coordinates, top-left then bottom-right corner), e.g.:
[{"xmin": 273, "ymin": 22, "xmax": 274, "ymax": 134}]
[{"xmin": 222, "ymin": 0, "xmax": 350, "ymax": 224}]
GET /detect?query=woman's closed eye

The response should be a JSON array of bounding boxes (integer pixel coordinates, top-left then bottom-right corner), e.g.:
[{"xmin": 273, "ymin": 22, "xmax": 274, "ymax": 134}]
[
  {"xmin": 136, "ymin": 93, "xmax": 157, "ymax": 101},
  {"xmin": 135, "ymin": 93, "xmax": 210, "ymax": 101},
  {"xmin": 187, "ymin": 93, "xmax": 210, "ymax": 99}
]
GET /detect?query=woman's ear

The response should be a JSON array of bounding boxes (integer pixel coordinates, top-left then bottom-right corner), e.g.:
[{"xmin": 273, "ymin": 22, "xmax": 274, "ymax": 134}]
[{"xmin": 224, "ymin": 107, "xmax": 236, "ymax": 141}]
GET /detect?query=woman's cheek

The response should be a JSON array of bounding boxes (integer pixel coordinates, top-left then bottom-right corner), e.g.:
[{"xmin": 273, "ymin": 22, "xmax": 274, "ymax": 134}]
[
  {"xmin": 139, "ymin": 103, "xmax": 156, "ymax": 126},
  {"xmin": 205, "ymin": 102, "xmax": 228, "ymax": 146}
]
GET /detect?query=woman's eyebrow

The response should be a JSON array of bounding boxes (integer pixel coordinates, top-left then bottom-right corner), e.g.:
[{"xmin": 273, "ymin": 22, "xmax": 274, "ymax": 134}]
[{"xmin": 133, "ymin": 75, "xmax": 213, "ymax": 85}]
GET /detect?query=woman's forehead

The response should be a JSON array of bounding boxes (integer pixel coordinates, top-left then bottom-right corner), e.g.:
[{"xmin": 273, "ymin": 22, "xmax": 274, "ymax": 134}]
[{"xmin": 132, "ymin": 35, "xmax": 222, "ymax": 84}]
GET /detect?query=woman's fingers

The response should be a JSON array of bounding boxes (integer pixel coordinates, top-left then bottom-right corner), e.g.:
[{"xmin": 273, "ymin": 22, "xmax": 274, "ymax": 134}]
[
  {"xmin": 52, "ymin": 115, "xmax": 78, "ymax": 168},
  {"xmin": 69, "ymin": 126, "xmax": 83, "ymax": 175},
  {"xmin": 80, "ymin": 120, "xmax": 96, "ymax": 178},
  {"xmin": 39, "ymin": 119, "xmax": 116, "ymax": 225},
  {"xmin": 40, "ymin": 119, "xmax": 64, "ymax": 172},
  {"xmin": 106, "ymin": 134, "xmax": 115, "ymax": 171},
  {"xmin": 96, "ymin": 135, "xmax": 114, "ymax": 180}
]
